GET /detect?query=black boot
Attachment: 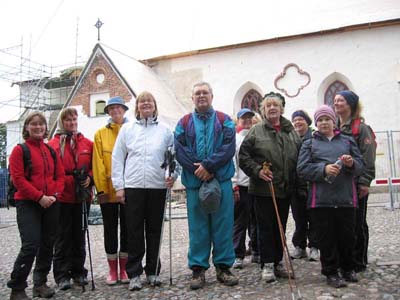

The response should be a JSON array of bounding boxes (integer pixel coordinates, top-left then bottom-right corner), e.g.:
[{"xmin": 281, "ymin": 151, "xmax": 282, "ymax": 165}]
[
  {"xmin": 326, "ymin": 274, "xmax": 347, "ymax": 288},
  {"xmin": 32, "ymin": 283, "xmax": 55, "ymax": 298},
  {"xmin": 10, "ymin": 289, "xmax": 31, "ymax": 300}
]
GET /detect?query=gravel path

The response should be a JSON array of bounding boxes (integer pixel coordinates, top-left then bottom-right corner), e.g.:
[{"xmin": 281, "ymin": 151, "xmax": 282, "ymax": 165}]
[{"xmin": 0, "ymin": 204, "xmax": 399, "ymax": 300}]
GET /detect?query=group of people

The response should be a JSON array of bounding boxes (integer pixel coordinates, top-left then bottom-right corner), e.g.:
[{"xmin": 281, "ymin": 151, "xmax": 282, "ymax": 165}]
[{"xmin": 7, "ymin": 80, "xmax": 375, "ymax": 299}]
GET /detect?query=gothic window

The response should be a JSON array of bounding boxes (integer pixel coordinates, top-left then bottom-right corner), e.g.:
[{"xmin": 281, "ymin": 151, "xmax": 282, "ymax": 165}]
[
  {"xmin": 95, "ymin": 100, "xmax": 106, "ymax": 116},
  {"xmin": 241, "ymin": 89, "xmax": 262, "ymax": 113},
  {"xmin": 324, "ymin": 80, "xmax": 348, "ymax": 107}
]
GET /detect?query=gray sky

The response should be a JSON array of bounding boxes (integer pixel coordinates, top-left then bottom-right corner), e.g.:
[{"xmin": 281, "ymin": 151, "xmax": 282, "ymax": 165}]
[{"xmin": 0, "ymin": 0, "xmax": 398, "ymax": 123}]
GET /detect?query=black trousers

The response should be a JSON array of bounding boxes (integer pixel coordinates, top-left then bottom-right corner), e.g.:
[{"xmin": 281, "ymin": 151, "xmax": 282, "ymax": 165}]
[
  {"xmin": 53, "ymin": 202, "xmax": 90, "ymax": 283},
  {"xmin": 124, "ymin": 188, "xmax": 166, "ymax": 278},
  {"xmin": 100, "ymin": 202, "xmax": 127, "ymax": 255},
  {"xmin": 353, "ymin": 194, "xmax": 369, "ymax": 271},
  {"xmin": 254, "ymin": 196, "xmax": 290, "ymax": 267},
  {"xmin": 291, "ymin": 196, "xmax": 317, "ymax": 249},
  {"xmin": 7, "ymin": 200, "xmax": 59, "ymax": 290},
  {"xmin": 233, "ymin": 186, "xmax": 251, "ymax": 259},
  {"xmin": 248, "ymin": 194, "xmax": 259, "ymax": 256},
  {"xmin": 310, "ymin": 207, "xmax": 356, "ymax": 276}
]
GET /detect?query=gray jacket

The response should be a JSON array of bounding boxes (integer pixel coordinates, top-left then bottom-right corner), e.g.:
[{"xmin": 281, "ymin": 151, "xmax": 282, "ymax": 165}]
[{"xmin": 297, "ymin": 131, "xmax": 364, "ymax": 208}]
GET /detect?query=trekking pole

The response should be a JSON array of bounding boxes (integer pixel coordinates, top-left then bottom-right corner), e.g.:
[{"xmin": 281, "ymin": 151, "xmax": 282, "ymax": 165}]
[
  {"xmin": 262, "ymin": 162, "xmax": 302, "ymax": 300},
  {"xmin": 155, "ymin": 147, "xmax": 176, "ymax": 286},
  {"xmin": 168, "ymin": 187, "xmax": 173, "ymax": 285},
  {"xmin": 82, "ymin": 199, "xmax": 96, "ymax": 291}
]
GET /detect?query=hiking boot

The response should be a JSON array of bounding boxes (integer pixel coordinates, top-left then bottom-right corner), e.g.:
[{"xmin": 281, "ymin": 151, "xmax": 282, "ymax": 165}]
[
  {"xmin": 190, "ymin": 268, "xmax": 205, "ymax": 290},
  {"xmin": 291, "ymin": 246, "xmax": 307, "ymax": 259},
  {"xmin": 251, "ymin": 255, "xmax": 260, "ymax": 264},
  {"xmin": 233, "ymin": 258, "xmax": 243, "ymax": 269},
  {"xmin": 57, "ymin": 279, "xmax": 71, "ymax": 291},
  {"xmin": 73, "ymin": 275, "xmax": 88, "ymax": 286},
  {"xmin": 308, "ymin": 247, "xmax": 319, "ymax": 261},
  {"xmin": 216, "ymin": 267, "xmax": 238, "ymax": 286},
  {"xmin": 129, "ymin": 276, "xmax": 142, "ymax": 291},
  {"xmin": 326, "ymin": 274, "xmax": 347, "ymax": 288},
  {"xmin": 274, "ymin": 262, "xmax": 295, "ymax": 279},
  {"xmin": 261, "ymin": 263, "xmax": 276, "ymax": 283},
  {"xmin": 10, "ymin": 290, "xmax": 31, "ymax": 300},
  {"xmin": 32, "ymin": 283, "xmax": 55, "ymax": 298},
  {"xmin": 341, "ymin": 270, "xmax": 358, "ymax": 282},
  {"xmin": 146, "ymin": 275, "xmax": 162, "ymax": 286}
]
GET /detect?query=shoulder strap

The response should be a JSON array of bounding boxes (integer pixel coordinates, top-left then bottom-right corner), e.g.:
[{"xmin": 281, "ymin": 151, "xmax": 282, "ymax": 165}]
[
  {"xmin": 351, "ymin": 118, "xmax": 361, "ymax": 138},
  {"xmin": 19, "ymin": 143, "xmax": 32, "ymax": 180},
  {"xmin": 44, "ymin": 144, "xmax": 58, "ymax": 180},
  {"xmin": 181, "ymin": 113, "xmax": 192, "ymax": 130},
  {"xmin": 216, "ymin": 111, "xmax": 225, "ymax": 126}
]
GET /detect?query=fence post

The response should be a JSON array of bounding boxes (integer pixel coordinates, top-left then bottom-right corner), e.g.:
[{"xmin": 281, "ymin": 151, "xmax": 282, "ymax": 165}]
[{"xmin": 386, "ymin": 131, "xmax": 395, "ymax": 210}]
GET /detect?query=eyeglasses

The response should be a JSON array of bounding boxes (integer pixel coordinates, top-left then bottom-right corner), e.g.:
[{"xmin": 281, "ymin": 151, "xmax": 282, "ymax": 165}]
[{"xmin": 193, "ymin": 90, "xmax": 210, "ymax": 97}]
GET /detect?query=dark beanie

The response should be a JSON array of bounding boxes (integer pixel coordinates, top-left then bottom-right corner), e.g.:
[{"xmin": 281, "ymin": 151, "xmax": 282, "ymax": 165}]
[
  {"xmin": 291, "ymin": 110, "xmax": 312, "ymax": 126},
  {"xmin": 337, "ymin": 90, "xmax": 359, "ymax": 113}
]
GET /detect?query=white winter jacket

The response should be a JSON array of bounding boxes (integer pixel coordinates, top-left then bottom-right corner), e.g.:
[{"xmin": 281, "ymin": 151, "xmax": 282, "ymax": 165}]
[
  {"xmin": 112, "ymin": 117, "xmax": 174, "ymax": 190},
  {"xmin": 232, "ymin": 129, "xmax": 251, "ymax": 187}
]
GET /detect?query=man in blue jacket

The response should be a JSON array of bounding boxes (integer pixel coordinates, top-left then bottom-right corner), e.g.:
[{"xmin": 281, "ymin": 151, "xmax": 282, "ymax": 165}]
[{"xmin": 175, "ymin": 81, "xmax": 238, "ymax": 290}]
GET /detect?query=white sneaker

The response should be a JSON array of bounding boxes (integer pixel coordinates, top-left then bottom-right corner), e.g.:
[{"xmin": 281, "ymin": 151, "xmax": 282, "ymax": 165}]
[
  {"xmin": 146, "ymin": 275, "xmax": 162, "ymax": 286},
  {"xmin": 233, "ymin": 258, "xmax": 243, "ymax": 269},
  {"xmin": 291, "ymin": 246, "xmax": 307, "ymax": 259},
  {"xmin": 129, "ymin": 276, "xmax": 142, "ymax": 291},
  {"xmin": 261, "ymin": 263, "xmax": 276, "ymax": 283},
  {"xmin": 309, "ymin": 247, "xmax": 319, "ymax": 261}
]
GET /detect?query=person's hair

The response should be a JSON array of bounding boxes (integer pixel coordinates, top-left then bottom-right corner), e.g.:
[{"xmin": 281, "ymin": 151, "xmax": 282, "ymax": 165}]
[
  {"xmin": 260, "ymin": 96, "xmax": 285, "ymax": 116},
  {"xmin": 192, "ymin": 81, "xmax": 213, "ymax": 96},
  {"xmin": 252, "ymin": 112, "xmax": 263, "ymax": 124},
  {"xmin": 22, "ymin": 112, "xmax": 49, "ymax": 140},
  {"xmin": 352, "ymin": 101, "xmax": 363, "ymax": 119},
  {"xmin": 56, "ymin": 107, "xmax": 78, "ymax": 132},
  {"xmin": 135, "ymin": 91, "xmax": 158, "ymax": 119}
]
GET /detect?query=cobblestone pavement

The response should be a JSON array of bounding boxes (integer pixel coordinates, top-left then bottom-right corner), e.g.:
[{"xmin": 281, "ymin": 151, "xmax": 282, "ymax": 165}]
[{"xmin": 0, "ymin": 204, "xmax": 399, "ymax": 300}]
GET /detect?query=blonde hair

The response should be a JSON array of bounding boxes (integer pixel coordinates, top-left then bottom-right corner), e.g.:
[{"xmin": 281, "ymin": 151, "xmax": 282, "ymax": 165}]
[
  {"xmin": 135, "ymin": 91, "xmax": 158, "ymax": 119},
  {"xmin": 22, "ymin": 112, "xmax": 48, "ymax": 140},
  {"xmin": 260, "ymin": 97, "xmax": 285, "ymax": 117}
]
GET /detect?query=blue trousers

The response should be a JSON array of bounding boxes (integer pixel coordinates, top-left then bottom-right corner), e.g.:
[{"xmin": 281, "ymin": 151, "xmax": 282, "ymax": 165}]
[{"xmin": 186, "ymin": 180, "xmax": 235, "ymax": 269}]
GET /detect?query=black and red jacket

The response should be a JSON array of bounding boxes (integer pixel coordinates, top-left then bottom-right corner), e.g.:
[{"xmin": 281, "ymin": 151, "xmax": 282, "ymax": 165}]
[
  {"xmin": 9, "ymin": 138, "xmax": 65, "ymax": 202},
  {"xmin": 48, "ymin": 133, "xmax": 93, "ymax": 204}
]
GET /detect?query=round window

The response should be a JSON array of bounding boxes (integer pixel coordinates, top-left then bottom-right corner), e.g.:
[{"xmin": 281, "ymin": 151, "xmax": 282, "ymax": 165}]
[{"xmin": 96, "ymin": 73, "xmax": 105, "ymax": 84}]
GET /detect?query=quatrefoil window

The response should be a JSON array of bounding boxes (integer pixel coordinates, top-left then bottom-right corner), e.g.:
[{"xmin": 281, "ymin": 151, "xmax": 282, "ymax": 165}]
[{"xmin": 274, "ymin": 63, "xmax": 311, "ymax": 98}]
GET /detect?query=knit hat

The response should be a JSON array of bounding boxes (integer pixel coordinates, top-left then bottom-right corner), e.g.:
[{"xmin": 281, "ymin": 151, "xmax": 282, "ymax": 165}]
[
  {"xmin": 237, "ymin": 108, "xmax": 255, "ymax": 119},
  {"xmin": 337, "ymin": 90, "xmax": 359, "ymax": 113},
  {"xmin": 291, "ymin": 110, "xmax": 312, "ymax": 126},
  {"xmin": 314, "ymin": 105, "xmax": 336, "ymax": 124},
  {"xmin": 104, "ymin": 96, "xmax": 129, "ymax": 114}
]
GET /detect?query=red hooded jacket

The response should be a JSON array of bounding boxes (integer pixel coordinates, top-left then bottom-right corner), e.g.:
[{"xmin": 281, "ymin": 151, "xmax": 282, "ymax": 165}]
[
  {"xmin": 48, "ymin": 133, "xmax": 93, "ymax": 203},
  {"xmin": 9, "ymin": 138, "xmax": 65, "ymax": 202}
]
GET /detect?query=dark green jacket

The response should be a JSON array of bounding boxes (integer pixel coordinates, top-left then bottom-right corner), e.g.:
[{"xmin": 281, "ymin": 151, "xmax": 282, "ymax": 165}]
[
  {"xmin": 337, "ymin": 118, "xmax": 376, "ymax": 187},
  {"xmin": 239, "ymin": 116, "xmax": 301, "ymax": 198}
]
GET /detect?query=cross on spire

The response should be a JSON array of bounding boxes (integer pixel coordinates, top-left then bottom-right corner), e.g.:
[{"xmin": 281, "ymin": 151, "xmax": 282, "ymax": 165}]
[{"xmin": 94, "ymin": 18, "xmax": 104, "ymax": 41}]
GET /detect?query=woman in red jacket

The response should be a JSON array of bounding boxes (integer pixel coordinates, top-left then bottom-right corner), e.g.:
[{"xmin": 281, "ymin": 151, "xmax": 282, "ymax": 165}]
[
  {"xmin": 48, "ymin": 107, "xmax": 94, "ymax": 290},
  {"xmin": 7, "ymin": 112, "xmax": 65, "ymax": 300}
]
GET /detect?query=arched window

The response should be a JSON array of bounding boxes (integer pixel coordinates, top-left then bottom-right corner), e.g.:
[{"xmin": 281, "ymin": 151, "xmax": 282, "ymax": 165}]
[
  {"xmin": 241, "ymin": 89, "xmax": 262, "ymax": 113},
  {"xmin": 95, "ymin": 100, "xmax": 106, "ymax": 116},
  {"xmin": 324, "ymin": 80, "xmax": 348, "ymax": 107}
]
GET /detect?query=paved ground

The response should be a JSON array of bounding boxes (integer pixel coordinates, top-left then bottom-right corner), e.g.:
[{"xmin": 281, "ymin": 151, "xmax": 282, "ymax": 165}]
[{"xmin": 0, "ymin": 199, "xmax": 399, "ymax": 300}]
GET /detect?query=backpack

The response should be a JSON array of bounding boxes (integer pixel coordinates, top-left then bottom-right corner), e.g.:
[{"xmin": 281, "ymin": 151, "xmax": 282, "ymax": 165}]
[
  {"xmin": 181, "ymin": 111, "xmax": 226, "ymax": 129},
  {"xmin": 7, "ymin": 143, "xmax": 57, "ymax": 208},
  {"xmin": 351, "ymin": 118, "xmax": 377, "ymax": 149}
]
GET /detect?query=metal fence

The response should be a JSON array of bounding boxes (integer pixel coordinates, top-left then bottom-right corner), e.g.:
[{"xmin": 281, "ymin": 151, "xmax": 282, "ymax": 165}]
[{"xmin": 1, "ymin": 130, "xmax": 399, "ymax": 225}]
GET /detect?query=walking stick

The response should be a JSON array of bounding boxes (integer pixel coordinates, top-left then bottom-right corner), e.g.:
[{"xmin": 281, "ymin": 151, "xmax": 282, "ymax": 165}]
[
  {"xmin": 262, "ymin": 162, "xmax": 302, "ymax": 300},
  {"xmin": 155, "ymin": 147, "xmax": 176, "ymax": 286},
  {"xmin": 82, "ymin": 199, "xmax": 95, "ymax": 291}
]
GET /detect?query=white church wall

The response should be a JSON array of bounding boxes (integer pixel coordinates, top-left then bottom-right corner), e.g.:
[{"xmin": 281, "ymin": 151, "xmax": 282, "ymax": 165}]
[{"xmin": 151, "ymin": 25, "xmax": 400, "ymax": 131}]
